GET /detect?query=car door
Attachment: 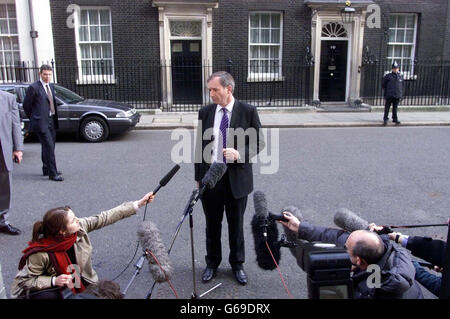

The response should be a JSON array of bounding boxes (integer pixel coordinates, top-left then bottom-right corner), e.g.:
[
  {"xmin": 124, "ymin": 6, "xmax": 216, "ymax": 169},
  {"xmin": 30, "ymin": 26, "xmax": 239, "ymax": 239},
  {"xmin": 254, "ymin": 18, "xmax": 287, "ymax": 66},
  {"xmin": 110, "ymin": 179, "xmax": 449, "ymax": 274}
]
[{"xmin": 52, "ymin": 86, "xmax": 71, "ymax": 132}]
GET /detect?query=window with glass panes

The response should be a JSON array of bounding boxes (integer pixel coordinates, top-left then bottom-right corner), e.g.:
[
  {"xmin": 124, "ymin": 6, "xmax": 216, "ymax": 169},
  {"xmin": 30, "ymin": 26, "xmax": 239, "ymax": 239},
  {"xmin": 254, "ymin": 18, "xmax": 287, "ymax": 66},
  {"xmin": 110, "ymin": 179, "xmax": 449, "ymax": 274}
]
[
  {"xmin": 0, "ymin": 3, "xmax": 19, "ymax": 82},
  {"xmin": 387, "ymin": 14, "xmax": 417, "ymax": 74},
  {"xmin": 249, "ymin": 12, "xmax": 282, "ymax": 78},
  {"xmin": 77, "ymin": 8, "xmax": 114, "ymax": 81}
]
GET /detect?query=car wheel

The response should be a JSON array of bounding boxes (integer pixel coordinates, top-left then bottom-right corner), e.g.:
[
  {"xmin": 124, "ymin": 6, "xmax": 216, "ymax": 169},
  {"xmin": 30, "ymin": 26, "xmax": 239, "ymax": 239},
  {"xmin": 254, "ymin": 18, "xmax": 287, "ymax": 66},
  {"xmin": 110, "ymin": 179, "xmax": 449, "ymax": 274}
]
[{"xmin": 80, "ymin": 116, "xmax": 109, "ymax": 142}]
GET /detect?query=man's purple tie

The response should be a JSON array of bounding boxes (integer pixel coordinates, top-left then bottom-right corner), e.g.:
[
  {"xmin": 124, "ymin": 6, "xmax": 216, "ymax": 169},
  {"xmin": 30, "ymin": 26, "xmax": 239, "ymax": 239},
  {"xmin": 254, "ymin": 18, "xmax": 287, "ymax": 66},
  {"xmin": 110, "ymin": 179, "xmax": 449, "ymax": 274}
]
[{"xmin": 219, "ymin": 107, "xmax": 229, "ymax": 163}]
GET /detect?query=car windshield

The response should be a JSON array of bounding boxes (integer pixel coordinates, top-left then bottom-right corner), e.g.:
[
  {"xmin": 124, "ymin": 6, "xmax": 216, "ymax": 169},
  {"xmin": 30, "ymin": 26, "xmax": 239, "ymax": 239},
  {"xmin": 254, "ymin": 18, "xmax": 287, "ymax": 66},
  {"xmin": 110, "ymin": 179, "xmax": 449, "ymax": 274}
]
[{"xmin": 54, "ymin": 85, "xmax": 85, "ymax": 104}]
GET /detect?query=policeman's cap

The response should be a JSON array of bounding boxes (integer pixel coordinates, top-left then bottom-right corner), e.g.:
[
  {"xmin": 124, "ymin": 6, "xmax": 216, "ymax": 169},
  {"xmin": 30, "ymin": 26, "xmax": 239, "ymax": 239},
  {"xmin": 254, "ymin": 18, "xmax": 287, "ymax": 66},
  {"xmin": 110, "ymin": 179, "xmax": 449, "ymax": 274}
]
[{"xmin": 392, "ymin": 61, "xmax": 399, "ymax": 69}]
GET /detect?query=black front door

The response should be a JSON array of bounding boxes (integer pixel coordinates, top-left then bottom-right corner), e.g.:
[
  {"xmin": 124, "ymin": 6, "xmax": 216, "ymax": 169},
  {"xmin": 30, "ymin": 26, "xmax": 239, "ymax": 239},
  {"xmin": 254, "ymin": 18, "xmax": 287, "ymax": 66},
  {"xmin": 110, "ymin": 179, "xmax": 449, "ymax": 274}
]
[
  {"xmin": 319, "ymin": 40, "xmax": 348, "ymax": 102},
  {"xmin": 171, "ymin": 40, "xmax": 202, "ymax": 104}
]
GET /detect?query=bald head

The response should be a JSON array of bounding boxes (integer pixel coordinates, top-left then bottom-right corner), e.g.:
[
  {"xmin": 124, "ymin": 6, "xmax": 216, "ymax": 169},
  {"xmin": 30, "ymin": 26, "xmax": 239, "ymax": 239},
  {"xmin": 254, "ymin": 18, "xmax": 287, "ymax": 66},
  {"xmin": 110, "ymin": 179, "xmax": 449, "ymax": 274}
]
[{"xmin": 346, "ymin": 230, "xmax": 385, "ymax": 267}]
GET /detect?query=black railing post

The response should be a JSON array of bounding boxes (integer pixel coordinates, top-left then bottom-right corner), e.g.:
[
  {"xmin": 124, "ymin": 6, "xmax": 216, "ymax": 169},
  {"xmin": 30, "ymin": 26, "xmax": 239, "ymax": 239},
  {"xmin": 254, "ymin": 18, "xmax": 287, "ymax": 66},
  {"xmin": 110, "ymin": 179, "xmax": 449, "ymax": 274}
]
[{"xmin": 51, "ymin": 59, "xmax": 55, "ymax": 83}]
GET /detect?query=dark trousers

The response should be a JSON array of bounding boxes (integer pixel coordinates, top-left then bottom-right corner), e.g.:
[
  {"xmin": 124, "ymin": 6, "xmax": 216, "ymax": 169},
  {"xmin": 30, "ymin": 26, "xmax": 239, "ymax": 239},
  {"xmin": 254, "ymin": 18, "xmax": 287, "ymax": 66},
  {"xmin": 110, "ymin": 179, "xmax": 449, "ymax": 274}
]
[
  {"xmin": 384, "ymin": 97, "xmax": 400, "ymax": 122},
  {"xmin": 201, "ymin": 171, "xmax": 248, "ymax": 271},
  {"xmin": 0, "ymin": 146, "xmax": 12, "ymax": 226},
  {"xmin": 35, "ymin": 118, "xmax": 58, "ymax": 177}
]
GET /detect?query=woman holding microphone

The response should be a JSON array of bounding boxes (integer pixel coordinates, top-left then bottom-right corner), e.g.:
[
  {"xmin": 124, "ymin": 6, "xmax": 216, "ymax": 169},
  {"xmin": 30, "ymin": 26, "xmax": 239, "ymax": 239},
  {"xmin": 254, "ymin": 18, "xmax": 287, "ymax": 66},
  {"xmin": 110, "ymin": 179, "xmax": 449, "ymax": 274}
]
[{"xmin": 11, "ymin": 191, "xmax": 155, "ymax": 299}]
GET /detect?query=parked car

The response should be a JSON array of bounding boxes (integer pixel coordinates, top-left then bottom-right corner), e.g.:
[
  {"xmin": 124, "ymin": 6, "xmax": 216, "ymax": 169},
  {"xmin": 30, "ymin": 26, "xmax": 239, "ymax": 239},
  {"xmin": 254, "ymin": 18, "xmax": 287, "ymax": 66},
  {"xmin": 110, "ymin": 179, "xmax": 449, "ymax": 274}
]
[{"xmin": 0, "ymin": 83, "xmax": 141, "ymax": 142}]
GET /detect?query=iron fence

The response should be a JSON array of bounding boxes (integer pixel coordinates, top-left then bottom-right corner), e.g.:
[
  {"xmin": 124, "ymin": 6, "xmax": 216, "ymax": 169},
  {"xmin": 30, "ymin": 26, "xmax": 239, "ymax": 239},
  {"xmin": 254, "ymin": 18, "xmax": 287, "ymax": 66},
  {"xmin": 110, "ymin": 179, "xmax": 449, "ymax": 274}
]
[
  {"xmin": 361, "ymin": 60, "xmax": 450, "ymax": 106},
  {"xmin": 1, "ymin": 59, "xmax": 449, "ymax": 111}
]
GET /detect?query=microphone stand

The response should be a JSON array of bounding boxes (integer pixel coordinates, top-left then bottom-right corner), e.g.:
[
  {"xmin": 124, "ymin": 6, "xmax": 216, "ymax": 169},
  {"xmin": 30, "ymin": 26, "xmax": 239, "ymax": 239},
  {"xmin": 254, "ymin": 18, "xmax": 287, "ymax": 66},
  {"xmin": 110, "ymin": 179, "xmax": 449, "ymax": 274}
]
[
  {"xmin": 145, "ymin": 188, "xmax": 222, "ymax": 299},
  {"xmin": 122, "ymin": 253, "xmax": 146, "ymax": 295}
]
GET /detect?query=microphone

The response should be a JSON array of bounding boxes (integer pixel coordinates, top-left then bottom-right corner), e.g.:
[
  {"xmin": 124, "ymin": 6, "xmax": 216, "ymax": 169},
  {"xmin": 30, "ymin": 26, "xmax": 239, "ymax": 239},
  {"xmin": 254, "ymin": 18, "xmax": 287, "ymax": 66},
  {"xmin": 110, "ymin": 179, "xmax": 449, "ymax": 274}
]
[
  {"xmin": 153, "ymin": 164, "xmax": 180, "ymax": 195},
  {"xmin": 137, "ymin": 221, "xmax": 174, "ymax": 283},
  {"xmin": 251, "ymin": 191, "xmax": 281, "ymax": 270},
  {"xmin": 197, "ymin": 162, "xmax": 227, "ymax": 199},
  {"xmin": 333, "ymin": 208, "xmax": 370, "ymax": 233},
  {"xmin": 201, "ymin": 162, "xmax": 227, "ymax": 190}
]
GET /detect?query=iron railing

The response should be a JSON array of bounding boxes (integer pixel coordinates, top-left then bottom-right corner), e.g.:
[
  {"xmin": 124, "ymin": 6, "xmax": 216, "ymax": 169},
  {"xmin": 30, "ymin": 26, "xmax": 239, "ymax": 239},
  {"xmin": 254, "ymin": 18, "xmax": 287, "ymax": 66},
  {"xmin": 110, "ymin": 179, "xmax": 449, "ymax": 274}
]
[
  {"xmin": 1, "ymin": 59, "xmax": 449, "ymax": 111},
  {"xmin": 361, "ymin": 59, "xmax": 450, "ymax": 106}
]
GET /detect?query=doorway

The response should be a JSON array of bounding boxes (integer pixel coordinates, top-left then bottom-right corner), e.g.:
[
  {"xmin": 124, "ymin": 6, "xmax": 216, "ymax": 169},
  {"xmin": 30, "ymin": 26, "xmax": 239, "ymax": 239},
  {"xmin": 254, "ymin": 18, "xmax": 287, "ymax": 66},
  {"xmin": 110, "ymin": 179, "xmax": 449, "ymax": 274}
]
[
  {"xmin": 171, "ymin": 40, "xmax": 203, "ymax": 104},
  {"xmin": 319, "ymin": 40, "xmax": 348, "ymax": 102}
]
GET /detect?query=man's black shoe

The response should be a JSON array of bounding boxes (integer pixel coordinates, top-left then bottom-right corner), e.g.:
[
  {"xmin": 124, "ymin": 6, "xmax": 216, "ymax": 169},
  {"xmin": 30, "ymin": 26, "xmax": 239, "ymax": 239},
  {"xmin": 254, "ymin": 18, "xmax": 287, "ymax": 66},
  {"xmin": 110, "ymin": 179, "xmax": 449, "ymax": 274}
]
[
  {"xmin": 393, "ymin": 120, "xmax": 401, "ymax": 125},
  {"xmin": 201, "ymin": 267, "xmax": 217, "ymax": 283},
  {"xmin": 49, "ymin": 174, "xmax": 64, "ymax": 181},
  {"xmin": 233, "ymin": 269, "xmax": 247, "ymax": 286},
  {"xmin": 0, "ymin": 224, "xmax": 21, "ymax": 235},
  {"xmin": 383, "ymin": 120, "xmax": 388, "ymax": 126},
  {"xmin": 43, "ymin": 170, "xmax": 62, "ymax": 176}
]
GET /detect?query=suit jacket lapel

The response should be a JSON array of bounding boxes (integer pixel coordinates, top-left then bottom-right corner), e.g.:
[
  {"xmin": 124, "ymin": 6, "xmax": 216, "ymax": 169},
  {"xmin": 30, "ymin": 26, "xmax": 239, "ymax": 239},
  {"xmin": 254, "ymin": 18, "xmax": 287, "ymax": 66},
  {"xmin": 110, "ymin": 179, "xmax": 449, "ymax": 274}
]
[
  {"xmin": 229, "ymin": 99, "xmax": 240, "ymax": 129},
  {"xmin": 205, "ymin": 104, "xmax": 215, "ymax": 129}
]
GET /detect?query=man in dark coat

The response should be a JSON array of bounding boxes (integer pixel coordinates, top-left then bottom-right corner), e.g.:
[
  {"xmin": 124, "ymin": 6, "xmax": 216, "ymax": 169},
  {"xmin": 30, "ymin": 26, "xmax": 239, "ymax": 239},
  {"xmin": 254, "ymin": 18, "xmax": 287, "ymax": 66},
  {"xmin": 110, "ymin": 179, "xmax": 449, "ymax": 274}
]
[
  {"xmin": 280, "ymin": 212, "xmax": 424, "ymax": 299},
  {"xmin": 370, "ymin": 223, "xmax": 447, "ymax": 297},
  {"xmin": 194, "ymin": 71, "xmax": 265, "ymax": 285},
  {"xmin": 23, "ymin": 64, "xmax": 63, "ymax": 181},
  {"xmin": 382, "ymin": 61, "xmax": 404, "ymax": 126}
]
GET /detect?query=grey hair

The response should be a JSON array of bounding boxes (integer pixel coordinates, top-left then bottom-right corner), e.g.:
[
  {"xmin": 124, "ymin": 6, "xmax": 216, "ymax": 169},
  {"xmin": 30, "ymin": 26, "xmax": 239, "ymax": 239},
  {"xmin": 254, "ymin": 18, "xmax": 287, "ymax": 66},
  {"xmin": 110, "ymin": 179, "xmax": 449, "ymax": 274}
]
[
  {"xmin": 352, "ymin": 231, "xmax": 385, "ymax": 265},
  {"xmin": 207, "ymin": 71, "xmax": 235, "ymax": 93}
]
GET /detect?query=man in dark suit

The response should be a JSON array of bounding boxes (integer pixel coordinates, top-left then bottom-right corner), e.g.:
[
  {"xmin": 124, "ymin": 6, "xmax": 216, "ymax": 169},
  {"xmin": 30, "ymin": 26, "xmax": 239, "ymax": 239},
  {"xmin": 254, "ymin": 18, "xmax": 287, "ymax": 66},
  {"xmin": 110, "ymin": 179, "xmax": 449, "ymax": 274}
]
[
  {"xmin": 23, "ymin": 64, "xmax": 63, "ymax": 181},
  {"xmin": 195, "ymin": 71, "xmax": 265, "ymax": 285},
  {"xmin": 0, "ymin": 90, "xmax": 23, "ymax": 235}
]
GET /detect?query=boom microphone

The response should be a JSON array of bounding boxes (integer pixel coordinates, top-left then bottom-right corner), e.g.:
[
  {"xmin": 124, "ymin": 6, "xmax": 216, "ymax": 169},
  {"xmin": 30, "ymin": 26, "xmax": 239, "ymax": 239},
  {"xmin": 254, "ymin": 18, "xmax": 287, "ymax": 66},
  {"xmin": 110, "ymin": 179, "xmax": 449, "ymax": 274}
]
[
  {"xmin": 251, "ymin": 191, "xmax": 280, "ymax": 270},
  {"xmin": 137, "ymin": 221, "xmax": 174, "ymax": 283},
  {"xmin": 153, "ymin": 164, "xmax": 180, "ymax": 195},
  {"xmin": 334, "ymin": 208, "xmax": 370, "ymax": 233}
]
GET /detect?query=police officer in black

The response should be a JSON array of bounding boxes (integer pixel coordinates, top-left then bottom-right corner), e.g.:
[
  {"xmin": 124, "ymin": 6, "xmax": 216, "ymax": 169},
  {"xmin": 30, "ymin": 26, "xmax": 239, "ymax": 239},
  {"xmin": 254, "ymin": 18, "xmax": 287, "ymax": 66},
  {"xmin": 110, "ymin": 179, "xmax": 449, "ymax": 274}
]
[{"xmin": 382, "ymin": 61, "xmax": 403, "ymax": 126}]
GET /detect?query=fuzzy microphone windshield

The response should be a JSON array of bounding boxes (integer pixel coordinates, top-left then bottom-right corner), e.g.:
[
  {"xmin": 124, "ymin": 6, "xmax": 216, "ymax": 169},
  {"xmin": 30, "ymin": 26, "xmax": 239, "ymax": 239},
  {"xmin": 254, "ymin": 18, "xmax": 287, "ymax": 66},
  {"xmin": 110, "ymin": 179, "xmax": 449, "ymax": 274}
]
[
  {"xmin": 334, "ymin": 208, "xmax": 370, "ymax": 232},
  {"xmin": 251, "ymin": 191, "xmax": 280, "ymax": 270},
  {"xmin": 137, "ymin": 221, "xmax": 174, "ymax": 283}
]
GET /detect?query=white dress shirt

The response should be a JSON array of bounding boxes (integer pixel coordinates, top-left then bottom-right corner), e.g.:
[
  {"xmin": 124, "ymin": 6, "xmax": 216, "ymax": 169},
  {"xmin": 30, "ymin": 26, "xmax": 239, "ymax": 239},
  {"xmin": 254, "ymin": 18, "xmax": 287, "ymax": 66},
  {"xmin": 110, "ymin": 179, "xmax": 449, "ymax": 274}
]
[{"xmin": 40, "ymin": 79, "xmax": 54, "ymax": 116}]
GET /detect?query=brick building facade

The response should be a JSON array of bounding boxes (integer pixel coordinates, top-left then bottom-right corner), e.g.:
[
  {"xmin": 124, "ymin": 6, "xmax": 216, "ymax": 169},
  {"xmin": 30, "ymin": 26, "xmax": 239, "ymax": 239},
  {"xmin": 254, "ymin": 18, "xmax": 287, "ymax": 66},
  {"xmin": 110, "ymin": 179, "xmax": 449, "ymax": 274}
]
[{"xmin": 2, "ymin": 0, "xmax": 449, "ymax": 108}]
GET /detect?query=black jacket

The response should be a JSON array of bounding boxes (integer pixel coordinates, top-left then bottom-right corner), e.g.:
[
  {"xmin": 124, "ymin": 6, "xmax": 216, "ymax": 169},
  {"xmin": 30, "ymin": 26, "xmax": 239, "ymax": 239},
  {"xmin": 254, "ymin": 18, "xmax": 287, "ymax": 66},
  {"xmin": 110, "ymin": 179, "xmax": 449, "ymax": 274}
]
[
  {"xmin": 382, "ymin": 72, "xmax": 404, "ymax": 99},
  {"xmin": 406, "ymin": 236, "xmax": 446, "ymax": 268},
  {"xmin": 23, "ymin": 81, "xmax": 59, "ymax": 133},
  {"xmin": 297, "ymin": 222, "xmax": 424, "ymax": 299},
  {"xmin": 194, "ymin": 99, "xmax": 265, "ymax": 199}
]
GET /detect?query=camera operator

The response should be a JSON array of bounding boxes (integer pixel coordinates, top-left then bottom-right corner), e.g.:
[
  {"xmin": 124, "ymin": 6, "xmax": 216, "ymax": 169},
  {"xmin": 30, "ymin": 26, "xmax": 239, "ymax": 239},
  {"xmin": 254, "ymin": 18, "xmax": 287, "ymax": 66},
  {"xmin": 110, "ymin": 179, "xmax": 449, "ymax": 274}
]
[
  {"xmin": 369, "ymin": 223, "xmax": 446, "ymax": 297},
  {"xmin": 279, "ymin": 212, "xmax": 424, "ymax": 299},
  {"xmin": 10, "ymin": 191, "xmax": 155, "ymax": 299}
]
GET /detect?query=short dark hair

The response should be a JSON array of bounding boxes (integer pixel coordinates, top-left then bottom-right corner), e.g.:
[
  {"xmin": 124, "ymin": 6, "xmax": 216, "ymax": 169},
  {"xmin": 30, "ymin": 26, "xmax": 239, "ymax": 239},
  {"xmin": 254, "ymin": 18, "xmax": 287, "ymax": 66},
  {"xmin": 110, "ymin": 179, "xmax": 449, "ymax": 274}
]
[
  {"xmin": 352, "ymin": 235, "xmax": 385, "ymax": 265},
  {"xmin": 207, "ymin": 71, "xmax": 235, "ymax": 93},
  {"xmin": 39, "ymin": 64, "xmax": 53, "ymax": 73}
]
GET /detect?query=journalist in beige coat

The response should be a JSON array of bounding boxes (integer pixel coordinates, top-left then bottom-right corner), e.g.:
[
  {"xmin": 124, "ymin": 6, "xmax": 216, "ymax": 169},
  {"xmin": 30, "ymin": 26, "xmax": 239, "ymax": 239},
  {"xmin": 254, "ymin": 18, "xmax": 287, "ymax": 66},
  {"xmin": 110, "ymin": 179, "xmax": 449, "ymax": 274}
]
[
  {"xmin": 0, "ymin": 90, "xmax": 23, "ymax": 235},
  {"xmin": 11, "ymin": 191, "xmax": 154, "ymax": 299}
]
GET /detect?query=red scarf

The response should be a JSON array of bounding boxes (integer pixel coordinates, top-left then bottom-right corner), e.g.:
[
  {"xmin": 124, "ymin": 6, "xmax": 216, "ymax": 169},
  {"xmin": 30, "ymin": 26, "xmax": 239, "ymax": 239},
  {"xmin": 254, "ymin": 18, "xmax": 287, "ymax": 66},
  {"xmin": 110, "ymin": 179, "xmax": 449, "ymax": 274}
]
[{"xmin": 19, "ymin": 233, "xmax": 85, "ymax": 293}]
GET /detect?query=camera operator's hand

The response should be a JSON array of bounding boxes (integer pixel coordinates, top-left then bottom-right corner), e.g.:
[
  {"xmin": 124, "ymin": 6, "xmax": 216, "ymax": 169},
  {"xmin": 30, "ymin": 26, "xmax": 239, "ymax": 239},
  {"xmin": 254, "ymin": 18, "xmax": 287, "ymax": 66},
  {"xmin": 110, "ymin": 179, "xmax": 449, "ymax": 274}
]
[
  {"xmin": 137, "ymin": 192, "xmax": 155, "ymax": 208},
  {"xmin": 434, "ymin": 266, "xmax": 443, "ymax": 273},
  {"xmin": 368, "ymin": 223, "xmax": 384, "ymax": 233},
  {"xmin": 279, "ymin": 212, "xmax": 300, "ymax": 233}
]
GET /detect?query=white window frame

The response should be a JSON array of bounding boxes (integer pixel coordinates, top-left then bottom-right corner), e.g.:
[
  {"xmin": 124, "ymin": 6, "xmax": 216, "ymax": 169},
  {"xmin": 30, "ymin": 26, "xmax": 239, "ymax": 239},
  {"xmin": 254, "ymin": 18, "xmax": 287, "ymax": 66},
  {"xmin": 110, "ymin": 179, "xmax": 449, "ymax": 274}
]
[
  {"xmin": 248, "ymin": 11, "xmax": 283, "ymax": 82},
  {"xmin": 74, "ymin": 6, "xmax": 115, "ymax": 84},
  {"xmin": 387, "ymin": 13, "xmax": 418, "ymax": 80},
  {"xmin": 0, "ymin": 1, "xmax": 20, "ymax": 83}
]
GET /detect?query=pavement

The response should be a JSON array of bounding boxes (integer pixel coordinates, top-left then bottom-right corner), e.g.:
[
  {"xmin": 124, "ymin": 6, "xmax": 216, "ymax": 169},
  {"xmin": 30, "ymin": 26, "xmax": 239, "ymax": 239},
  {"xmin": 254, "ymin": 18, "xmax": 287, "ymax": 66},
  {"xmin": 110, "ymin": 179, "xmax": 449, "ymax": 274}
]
[{"xmin": 134, "ymin": 105, "xmax": 450, "ymax": 129}]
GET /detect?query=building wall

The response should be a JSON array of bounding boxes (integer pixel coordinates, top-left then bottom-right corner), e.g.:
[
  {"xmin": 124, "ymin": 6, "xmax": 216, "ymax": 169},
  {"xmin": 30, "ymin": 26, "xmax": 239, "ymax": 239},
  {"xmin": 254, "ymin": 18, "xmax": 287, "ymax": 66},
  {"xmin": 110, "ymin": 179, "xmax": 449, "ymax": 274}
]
[
  {"xmin": 47, "ymin": 0, "xmax": 449, "ymax": 106},
  {"xmin": 49, "ymin": 0, "xmax": 161, "ymax": 106},
  {"xmin": 363, "ymin": 0, "xmax": 449, "ymax": 61}
]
